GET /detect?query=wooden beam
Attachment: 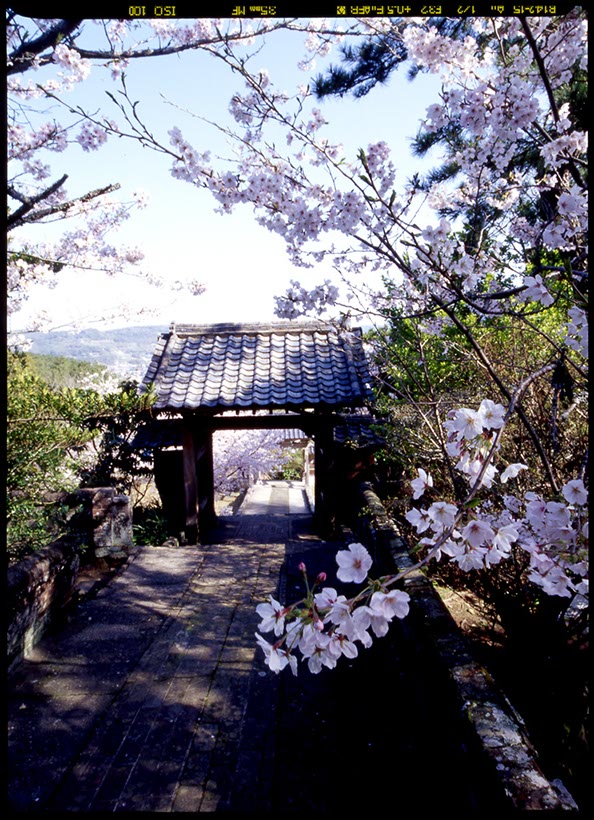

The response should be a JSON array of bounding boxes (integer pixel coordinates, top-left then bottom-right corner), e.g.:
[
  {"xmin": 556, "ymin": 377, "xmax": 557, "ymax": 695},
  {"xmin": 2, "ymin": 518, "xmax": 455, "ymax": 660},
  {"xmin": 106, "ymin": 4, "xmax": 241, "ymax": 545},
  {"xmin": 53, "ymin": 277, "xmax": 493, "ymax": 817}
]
[
  {"xmin": 211, "ymin": 414, "xmax": 312, "ymax": 430},
  {"xmin": 184, "ymin": 412, "xmax": 341, "ymax": 435}
]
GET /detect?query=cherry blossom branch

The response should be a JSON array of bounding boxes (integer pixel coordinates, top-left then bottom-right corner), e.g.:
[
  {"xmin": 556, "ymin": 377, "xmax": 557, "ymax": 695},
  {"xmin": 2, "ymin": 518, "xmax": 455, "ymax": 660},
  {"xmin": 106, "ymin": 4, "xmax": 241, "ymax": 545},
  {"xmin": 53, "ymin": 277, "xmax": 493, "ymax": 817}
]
[
  {"xmin": 8, "ymin": 181, "xmax": 121, "ymax": 229},
  {"xmin": 7, "ymin": 19, "xmax": 84, "ymax": 74},
  {"xmin": 7, "ymin": 174, "xmax": 69, "ymax": 229},
  {"xmin": 519, "ymin": 15, "xmax": 585, "ymax": 190},
  {"xmin": 437, "ymin": 298, "xmax": 561, "ymax": 494}
]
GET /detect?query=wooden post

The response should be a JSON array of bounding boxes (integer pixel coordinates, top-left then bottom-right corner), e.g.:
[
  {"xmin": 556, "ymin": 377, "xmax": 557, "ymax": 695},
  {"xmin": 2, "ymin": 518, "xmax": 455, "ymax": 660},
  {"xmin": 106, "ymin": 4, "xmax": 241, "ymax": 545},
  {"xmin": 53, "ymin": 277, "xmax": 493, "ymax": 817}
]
[
  {"xmin": 182, "ymin": 418, "xmax": 198, "ymax": 544},
  {"xmin": 314, "ymin": 419, "xmax": 336, "ymax": 535},
  {"xmin": 154, "ymin": 448, "xmax": 185, "ymax": 537},
  {"xmin": 196, "ymin": 426, "xmax": 216, "ymax": 533}
]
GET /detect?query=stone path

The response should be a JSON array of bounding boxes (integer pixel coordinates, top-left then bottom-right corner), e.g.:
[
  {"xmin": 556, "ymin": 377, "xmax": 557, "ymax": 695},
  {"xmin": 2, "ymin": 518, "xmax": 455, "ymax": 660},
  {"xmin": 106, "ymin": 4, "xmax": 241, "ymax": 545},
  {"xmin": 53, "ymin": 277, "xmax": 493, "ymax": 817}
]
[
  {"xmin": 238, "ymin": 479, "xmax": 310, "ymax": 516},
  {"xmin": 7, "ymin": 481, "xmax": 505, "ymax": 813}
]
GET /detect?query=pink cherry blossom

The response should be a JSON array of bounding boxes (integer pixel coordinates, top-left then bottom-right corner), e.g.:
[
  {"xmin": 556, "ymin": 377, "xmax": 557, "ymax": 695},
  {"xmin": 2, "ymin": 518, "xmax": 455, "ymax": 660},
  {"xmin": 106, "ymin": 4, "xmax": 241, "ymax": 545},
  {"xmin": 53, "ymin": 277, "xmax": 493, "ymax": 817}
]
[
  {"xmin": 314, "ymin": 587, "xmax": 346, "ymax": 611},
  {"xmin": 405, "ymin": 507, "xmax": 431, "ymax": 533},
  {"xmin": 491, "ymin": 524, "xmax": 519, "ymax": 552},
  {"xmin": 520, "ymin": 275, "xmax": 555, "ymax": 307},
  {"xmin": 370, "ymin": 589, "xmax": 410, "ymax": 620},
  {"xmin": 478, "ymin": 400, "xmax": 506, "ymax": 430},
  {"xmin": 451, "ymin": 408, "xmax": 484, "ymax": 440},
  {"xmin": 331, "ymin": 633, "xmax": 359, "ymax": 660},
  {"xmin": 255, "ymin": 634, "xmax": 298, "ymax": 675},
  {"xmin": 501, "ymin": 463, "xmax": 528, "ymax": 484},
  {"xmin": 427, "ymin": 501, "xmax": 458, "ymax": 531},
  {"xmin": 455, "ymin": 546, "xmax": 488, "ymax": 571}
]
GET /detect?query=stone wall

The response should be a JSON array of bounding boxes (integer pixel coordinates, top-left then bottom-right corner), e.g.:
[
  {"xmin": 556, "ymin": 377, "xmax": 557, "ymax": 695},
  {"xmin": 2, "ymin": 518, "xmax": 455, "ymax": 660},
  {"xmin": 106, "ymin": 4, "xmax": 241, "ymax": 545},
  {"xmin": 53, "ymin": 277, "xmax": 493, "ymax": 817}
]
[
  {"xmin": 7, "ymin": 539, "xmax": 80, "ymax": 672},
  {"xmin": 70, "ymin": 487, "xmax": 134, "ymax": 560},
  {"xmin": 347, "ymin": 481, "xmax": 579, "ymax": 812},
  {"xmin": 7, "ymin": 488, "xmax": 134, "ymax": 671}
]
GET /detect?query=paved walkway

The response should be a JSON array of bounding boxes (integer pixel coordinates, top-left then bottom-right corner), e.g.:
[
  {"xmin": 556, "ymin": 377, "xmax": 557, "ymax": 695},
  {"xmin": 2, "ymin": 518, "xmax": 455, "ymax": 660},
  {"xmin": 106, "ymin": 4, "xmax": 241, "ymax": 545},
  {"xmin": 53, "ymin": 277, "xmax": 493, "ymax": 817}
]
[
  {"xmin": 8, "ymin": 481, "xmax": 503, "ymax": 813},
  {"xmin": 238, "ymin": 479, "xmax": 310, "ymax": 516}
]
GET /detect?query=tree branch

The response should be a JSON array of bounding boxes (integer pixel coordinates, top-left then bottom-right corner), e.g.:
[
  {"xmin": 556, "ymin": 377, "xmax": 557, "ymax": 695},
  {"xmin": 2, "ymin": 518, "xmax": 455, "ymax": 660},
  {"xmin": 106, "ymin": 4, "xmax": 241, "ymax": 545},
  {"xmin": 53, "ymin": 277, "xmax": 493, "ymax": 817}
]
[
  {"xmin": 8, "ymin": 181, "xmax": 121, "ymax": 230},
  {"xmin": 7, "ymin": 175, "xmax": 69, "ymax": 229},
  {"xmin": 435, "ymin": 297, "xmax": 561, "ymax": 494},
  {"xmin": 7, "ymin": 19, "xmax": 84, "ymax": 75},
  {"xmin": 520, "ymin": 15, "xmax": 585, "ymax": 189}
]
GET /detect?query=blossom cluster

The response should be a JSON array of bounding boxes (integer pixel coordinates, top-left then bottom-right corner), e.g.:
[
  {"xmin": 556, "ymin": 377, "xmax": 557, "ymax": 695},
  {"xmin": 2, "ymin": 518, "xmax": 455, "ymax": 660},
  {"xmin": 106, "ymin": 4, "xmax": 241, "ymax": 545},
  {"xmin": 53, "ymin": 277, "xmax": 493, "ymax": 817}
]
[
  {"xmin": 51, "ymin": 44, "xmax": 92, "ymax": 88},
  {"xmin": 274, "ymin": 279, "xmax": 339, "ymax": 319},
  {"xmin": 255, "ymin": 544, "xmax": 410, "ymax": 675},
  {"xmin": 76, "ymin": 122, "xmax": 109, "ymax": 152},
  {"xmin": 404, "ymin": 401, "xmax": 588, "ymax": 600},
  {"xmin": 565, "ymin": 307, "xmax": 588, "ymax": 358}
]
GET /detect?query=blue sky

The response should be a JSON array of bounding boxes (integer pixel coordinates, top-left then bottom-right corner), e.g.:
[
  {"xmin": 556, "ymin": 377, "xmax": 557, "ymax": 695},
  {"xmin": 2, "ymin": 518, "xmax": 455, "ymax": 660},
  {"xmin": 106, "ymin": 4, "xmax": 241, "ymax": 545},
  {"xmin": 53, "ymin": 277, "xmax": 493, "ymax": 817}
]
[{"xmin": 10, "ymin": 20, "xmax": 443, "ymax": 333}]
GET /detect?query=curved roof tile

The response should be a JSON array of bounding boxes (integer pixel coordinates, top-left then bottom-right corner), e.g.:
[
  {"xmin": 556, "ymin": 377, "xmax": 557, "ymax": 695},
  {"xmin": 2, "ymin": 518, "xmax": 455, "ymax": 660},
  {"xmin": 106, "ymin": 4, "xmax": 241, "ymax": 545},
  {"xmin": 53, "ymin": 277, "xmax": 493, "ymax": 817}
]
[{"xmin": 139, "ymin": 321, "xmax": 374, "ymax": 412}]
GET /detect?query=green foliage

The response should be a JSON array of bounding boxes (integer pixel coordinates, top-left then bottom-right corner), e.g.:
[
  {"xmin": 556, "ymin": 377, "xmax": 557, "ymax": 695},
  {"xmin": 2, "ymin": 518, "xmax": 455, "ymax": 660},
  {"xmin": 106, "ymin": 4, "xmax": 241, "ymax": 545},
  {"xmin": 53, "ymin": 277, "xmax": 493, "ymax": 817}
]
[
  {"xmin": 77, "ymin": 379, "xmax": 156, "ymax": 495},
  {"xmin": 6, "ymin": 350, "xmax": 155, "ymax": 561},
  {"xmin": 132, "ymin": 501, "xmax": 170, "ymax": 546},
  {"xmin": 313, "ymin": 33, "xmax": 407, "ymax": 99},
  {"xmin": 369, "ymin": 287, "xmax": 584, "ymax": 504},
  {"xmin": 6, "ymin": 351, "xmax": 96, "ymax": 558},
  {"xmin": 271, "ymin": 448, "xmax": 304, "ymax": 481}
]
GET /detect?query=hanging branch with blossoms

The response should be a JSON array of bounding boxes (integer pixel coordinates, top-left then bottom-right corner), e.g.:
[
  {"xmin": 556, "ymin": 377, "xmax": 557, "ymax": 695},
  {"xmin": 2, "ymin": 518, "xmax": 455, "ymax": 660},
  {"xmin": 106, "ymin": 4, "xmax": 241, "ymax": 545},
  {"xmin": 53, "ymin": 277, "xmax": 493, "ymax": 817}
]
[
  {"xmin": 6, "ymin": 14, "xmax": 372, "ymax": 332},
  {"xmin": 255, "ymin": 545, "xmax": 411, "ymax": 675},
  {"xmin": 255, "ymin": 391, "xmax": 587, "ymax": 676}
]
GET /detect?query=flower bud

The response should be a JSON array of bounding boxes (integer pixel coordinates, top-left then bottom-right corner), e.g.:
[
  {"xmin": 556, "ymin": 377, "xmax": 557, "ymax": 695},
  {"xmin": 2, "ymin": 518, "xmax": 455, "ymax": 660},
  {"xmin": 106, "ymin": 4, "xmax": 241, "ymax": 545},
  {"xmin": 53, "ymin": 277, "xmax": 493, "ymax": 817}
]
[
  {"xmin": 298, "ymin": 562, "xmax": 307, "ymax": 574},
  {"xmin": 316, "ymin": 572, "xmax": 327, "ymax": 583}
]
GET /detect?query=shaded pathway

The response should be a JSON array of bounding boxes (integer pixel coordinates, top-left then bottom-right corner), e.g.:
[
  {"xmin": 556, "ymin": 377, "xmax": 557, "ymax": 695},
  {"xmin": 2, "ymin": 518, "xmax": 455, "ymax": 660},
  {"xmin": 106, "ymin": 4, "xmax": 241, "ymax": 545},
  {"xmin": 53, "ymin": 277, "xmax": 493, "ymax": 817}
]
[{"xmin": 8, "ymin": 482, "xmax": 505, "ymax": 813}]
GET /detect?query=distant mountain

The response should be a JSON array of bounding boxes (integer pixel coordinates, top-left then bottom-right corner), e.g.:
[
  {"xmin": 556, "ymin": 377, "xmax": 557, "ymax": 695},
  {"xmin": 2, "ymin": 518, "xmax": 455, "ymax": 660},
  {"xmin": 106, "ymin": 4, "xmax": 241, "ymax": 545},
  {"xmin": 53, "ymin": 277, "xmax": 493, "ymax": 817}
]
[
  {"xmin": 23, "ymin": 320, "xmax": 379, "ymax": 381},
  {"xmin": 24, "ymin": 325, "xmax": 167, "ymax": 381}
]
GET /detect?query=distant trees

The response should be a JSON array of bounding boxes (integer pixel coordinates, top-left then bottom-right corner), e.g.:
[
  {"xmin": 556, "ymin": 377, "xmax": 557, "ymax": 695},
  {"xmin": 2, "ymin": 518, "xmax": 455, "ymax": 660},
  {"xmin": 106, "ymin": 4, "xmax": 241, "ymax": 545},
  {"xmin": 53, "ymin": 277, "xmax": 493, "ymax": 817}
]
[
  {"xmin": 25, "ymin": 352, "xmax": 114, "ymax": 389},
  {"xmin": 213, "ymin": 430, "xmax": 301, "ymax": 495}
]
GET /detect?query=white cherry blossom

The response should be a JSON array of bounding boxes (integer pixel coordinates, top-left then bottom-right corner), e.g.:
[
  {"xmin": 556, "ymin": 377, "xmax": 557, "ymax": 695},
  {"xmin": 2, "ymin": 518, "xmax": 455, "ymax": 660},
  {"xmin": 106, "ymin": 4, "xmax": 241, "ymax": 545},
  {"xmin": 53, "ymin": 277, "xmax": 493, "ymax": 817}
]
[
  {"xmin": 256, "ymin": 596, "xmax": 287, "ymax": 636},
  {"xmin": 335, "ymin": 543, "xmax": 373, "ymax": 585},
  {"xmin": 562, "ymin": 479, "xmax": 588, "ymax": 506},
  {"xmin": 410, "ymin": 468, "xmax": 434, "ymax": 499}
]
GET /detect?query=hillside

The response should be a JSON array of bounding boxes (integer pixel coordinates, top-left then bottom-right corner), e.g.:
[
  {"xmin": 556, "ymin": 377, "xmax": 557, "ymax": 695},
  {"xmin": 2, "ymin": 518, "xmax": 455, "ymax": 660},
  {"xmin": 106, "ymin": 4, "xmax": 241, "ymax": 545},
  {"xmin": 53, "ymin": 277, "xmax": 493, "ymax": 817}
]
[{"xmin": 24, "ymin": 325, "xmax": 166, "ymax": 380}]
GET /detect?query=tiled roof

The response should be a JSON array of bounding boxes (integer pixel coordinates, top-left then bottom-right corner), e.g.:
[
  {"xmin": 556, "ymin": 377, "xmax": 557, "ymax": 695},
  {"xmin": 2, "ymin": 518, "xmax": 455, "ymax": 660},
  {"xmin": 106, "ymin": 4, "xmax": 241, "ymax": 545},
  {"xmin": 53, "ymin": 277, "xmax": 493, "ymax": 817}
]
[
  {"xmin": 140, "ymin": 322, "xmax": 374, "ymax": 412},
  {"xmin": 334, "ymin": 414, "xmax": 386, "ymax": 449}
]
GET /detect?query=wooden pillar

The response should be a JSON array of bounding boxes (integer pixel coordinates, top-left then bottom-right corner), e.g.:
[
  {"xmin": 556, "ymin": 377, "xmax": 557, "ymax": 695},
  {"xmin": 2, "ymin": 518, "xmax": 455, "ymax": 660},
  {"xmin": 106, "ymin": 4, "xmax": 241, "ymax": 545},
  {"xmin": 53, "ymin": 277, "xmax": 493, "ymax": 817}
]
[
  {"xmin": 154, "ymin": 448, "xmax": 185, "ymax": 537},
  {"xmin": 314, "ymin": 419, "xmax": 336, "ymax": 535},
  {"xmin": 196, "ymin": 426, "xmax": 216, "ymax": 533},
  {"xmin": 182, "ymin": 418, "xmax": 198, "ymax": 544}
]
